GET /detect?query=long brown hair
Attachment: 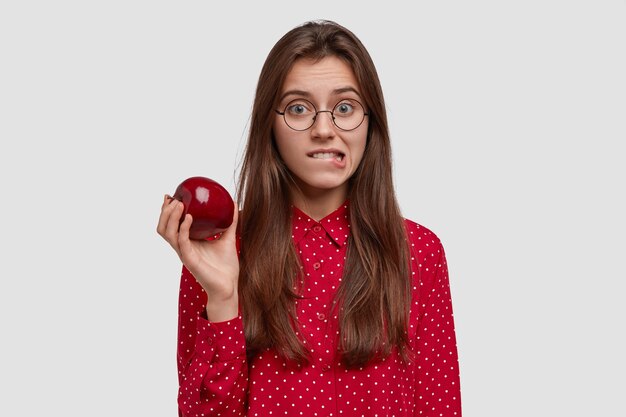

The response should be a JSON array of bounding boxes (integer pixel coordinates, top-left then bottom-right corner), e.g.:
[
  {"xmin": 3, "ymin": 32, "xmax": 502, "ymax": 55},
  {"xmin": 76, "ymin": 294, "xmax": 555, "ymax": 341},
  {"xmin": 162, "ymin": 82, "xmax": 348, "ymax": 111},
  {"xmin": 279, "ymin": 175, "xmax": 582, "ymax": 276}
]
[{"xmin": 237, "ymin": 20, "xmax": 412, "ymax": 368}]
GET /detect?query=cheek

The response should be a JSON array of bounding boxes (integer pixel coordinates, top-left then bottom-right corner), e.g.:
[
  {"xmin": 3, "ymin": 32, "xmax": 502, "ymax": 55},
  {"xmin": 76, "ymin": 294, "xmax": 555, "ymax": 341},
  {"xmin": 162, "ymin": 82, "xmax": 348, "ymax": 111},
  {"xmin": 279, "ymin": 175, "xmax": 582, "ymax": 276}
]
[
  {"xmin": 272, "ymin": 125, "xmax": 290, "ymax": 160},
  {"xmin": 274, "ymin": 132, "xmax": 300, "ymax": 165}
]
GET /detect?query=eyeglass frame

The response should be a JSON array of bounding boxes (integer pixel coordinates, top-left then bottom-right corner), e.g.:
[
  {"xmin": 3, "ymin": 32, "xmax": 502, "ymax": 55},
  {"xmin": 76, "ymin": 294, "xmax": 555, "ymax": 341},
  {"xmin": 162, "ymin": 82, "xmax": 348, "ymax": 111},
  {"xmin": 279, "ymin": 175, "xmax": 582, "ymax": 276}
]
[{"xmin": 274, "ymin": 98, "xmax": 369, "ymax": 132}]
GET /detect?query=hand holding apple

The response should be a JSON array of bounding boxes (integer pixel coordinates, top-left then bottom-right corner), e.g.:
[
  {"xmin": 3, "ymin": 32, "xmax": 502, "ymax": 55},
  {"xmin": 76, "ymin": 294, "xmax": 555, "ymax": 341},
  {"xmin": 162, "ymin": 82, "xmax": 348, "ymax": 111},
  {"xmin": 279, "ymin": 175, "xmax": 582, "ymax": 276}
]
[
  {"xmin": 172, "ymin": 176, "xmax": 235, "ymax": 240},
  {"xmin": 157, "ymin": 176, "xmax": 239, "ymax": 322}
]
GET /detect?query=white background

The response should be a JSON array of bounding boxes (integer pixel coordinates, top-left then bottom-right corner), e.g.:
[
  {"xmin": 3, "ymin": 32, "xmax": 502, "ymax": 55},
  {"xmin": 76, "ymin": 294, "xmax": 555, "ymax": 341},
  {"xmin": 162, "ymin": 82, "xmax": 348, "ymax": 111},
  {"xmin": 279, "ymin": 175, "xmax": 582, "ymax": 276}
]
[{"xmin": 1, "ymin": 1, "xmax": 624, "ymax": 416}]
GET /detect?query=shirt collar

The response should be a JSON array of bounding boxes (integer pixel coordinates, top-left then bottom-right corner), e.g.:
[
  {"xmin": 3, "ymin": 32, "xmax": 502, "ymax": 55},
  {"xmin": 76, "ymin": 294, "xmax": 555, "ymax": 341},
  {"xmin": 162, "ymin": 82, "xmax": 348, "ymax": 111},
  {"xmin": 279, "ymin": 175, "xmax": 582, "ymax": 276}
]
[{"xmin": 291, "ymin": 200, "xmax": 350, "ymax": 247}]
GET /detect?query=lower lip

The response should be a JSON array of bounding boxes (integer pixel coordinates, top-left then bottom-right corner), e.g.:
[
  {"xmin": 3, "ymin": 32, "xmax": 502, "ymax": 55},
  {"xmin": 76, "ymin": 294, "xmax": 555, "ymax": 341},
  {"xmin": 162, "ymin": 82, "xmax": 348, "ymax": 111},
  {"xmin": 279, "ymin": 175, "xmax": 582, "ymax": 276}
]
[{"xmin": 310, "ymin": 155, "xmax": 346, "ymax": 168}]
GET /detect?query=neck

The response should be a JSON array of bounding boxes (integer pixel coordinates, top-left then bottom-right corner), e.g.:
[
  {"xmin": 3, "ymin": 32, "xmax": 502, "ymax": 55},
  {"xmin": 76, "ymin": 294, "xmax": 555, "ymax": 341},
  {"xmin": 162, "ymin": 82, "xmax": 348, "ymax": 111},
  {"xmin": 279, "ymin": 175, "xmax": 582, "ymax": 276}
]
[{"xmin": 290, "ymin": 184, "xmax": 348, "ymax": 221}]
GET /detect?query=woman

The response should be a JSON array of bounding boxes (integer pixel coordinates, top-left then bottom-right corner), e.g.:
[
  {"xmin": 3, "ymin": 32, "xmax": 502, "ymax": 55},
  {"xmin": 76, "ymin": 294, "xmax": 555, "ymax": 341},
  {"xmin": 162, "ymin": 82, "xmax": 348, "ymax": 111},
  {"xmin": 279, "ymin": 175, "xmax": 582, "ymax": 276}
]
[{"xmin": 157, "ymin": 20, "xmax": 462, "ymax": 416}]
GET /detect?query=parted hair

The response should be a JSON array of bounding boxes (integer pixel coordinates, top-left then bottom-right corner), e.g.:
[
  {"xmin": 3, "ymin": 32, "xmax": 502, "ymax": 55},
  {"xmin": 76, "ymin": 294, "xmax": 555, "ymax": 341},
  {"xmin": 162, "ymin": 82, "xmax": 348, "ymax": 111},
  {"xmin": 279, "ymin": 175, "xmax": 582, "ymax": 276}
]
[{"xmin": 236, "ymin": 20, "xmax": 412, "ymax": 368}]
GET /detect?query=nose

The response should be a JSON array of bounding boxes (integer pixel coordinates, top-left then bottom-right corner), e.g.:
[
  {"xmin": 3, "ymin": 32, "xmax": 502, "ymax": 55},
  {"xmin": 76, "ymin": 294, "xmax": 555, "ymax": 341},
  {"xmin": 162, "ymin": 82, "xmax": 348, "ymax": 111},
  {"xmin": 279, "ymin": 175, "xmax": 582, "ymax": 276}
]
[{"xmin": 310, "ymin": 110, "xmax": 336, "ymax": 139}]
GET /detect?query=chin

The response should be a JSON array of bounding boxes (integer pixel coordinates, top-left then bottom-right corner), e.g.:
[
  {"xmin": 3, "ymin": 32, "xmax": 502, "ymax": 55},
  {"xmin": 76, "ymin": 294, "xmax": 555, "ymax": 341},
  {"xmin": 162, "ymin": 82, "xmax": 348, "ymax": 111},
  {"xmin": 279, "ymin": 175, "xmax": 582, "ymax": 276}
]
[{"xmin": 298, "ymin": 178, "xmax": 349, "ymax": 193}]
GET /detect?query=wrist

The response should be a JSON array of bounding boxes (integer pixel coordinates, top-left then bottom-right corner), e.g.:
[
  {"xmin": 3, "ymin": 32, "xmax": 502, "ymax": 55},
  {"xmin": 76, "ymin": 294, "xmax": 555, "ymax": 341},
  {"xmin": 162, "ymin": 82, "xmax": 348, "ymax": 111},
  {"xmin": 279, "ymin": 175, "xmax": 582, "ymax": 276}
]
[{"xmin": 205, "ymin": 295, "xmax": 239, "ymax": 323}]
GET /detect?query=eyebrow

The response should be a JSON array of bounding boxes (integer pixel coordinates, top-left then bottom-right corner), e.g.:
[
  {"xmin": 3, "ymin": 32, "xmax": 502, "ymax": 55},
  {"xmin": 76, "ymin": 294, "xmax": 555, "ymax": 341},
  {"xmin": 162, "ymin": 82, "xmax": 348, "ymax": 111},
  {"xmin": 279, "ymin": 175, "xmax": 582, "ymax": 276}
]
[{"xmin": 279, "ymin": 86, "xmax": 362, "ymax": 103}]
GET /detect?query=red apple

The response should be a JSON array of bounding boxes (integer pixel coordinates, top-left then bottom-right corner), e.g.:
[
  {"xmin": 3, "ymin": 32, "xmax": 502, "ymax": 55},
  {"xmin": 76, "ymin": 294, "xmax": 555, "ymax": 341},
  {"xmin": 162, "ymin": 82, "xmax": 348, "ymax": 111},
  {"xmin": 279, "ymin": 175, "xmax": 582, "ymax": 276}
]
[{"xmin": 172, "ymin": 176, "xmax": 234, "ymax": 240}]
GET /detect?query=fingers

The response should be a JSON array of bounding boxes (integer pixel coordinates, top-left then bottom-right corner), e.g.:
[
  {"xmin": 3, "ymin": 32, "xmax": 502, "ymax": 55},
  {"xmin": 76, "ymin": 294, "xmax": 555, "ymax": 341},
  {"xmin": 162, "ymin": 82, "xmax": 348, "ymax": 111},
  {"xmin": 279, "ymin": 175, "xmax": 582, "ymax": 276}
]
[
  {"xmin": 157, "ymin": 195, "xmax": 185, "ymax": 255},
  {"xmin": 156, "ymin": 195, "xmax": 175, "ymax": 236},
  {"xmin": 161, "ymin": 194, "xmax": 171, "ymax": 209},
  {"xmin": 177, "ymin": 213, "xmax": 194, "ymax": 261},
  {"xmin": 165, "ymin": 200, "xmax": 184, "ymax": 238}
]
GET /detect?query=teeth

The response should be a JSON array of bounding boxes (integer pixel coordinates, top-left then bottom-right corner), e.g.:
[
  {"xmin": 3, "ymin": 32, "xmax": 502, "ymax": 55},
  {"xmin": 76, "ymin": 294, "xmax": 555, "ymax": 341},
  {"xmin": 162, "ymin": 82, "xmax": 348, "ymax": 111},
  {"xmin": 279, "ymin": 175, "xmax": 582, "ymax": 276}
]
[
  {"xmin": 312, "ymin": 152, "xmax": 343, "ymax": 161},
  {"xmin": 312, "ymin": 152, "xmax": 334, "ymax": 159}
]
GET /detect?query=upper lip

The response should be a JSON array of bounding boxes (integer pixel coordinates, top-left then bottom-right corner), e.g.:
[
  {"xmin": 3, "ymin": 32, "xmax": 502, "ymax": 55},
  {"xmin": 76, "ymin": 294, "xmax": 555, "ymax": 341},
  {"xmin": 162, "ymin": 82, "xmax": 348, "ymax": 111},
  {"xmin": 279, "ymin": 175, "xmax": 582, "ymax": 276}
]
[{"xmin": 307, "ymin": 148, "xmax": 345, "ymax": 156}]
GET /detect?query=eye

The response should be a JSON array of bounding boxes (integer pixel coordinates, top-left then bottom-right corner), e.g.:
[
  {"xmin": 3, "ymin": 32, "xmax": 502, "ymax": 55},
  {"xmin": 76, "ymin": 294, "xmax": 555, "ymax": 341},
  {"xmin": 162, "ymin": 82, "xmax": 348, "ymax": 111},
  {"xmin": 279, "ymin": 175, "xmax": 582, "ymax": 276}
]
[
  {"xmin": 334, "ymin": 101, "xmax": 355, "ymax": 115},
  {"xmin": 286, "ymin": 100, "xmax": 314, "ymax": 116},
  {"xmin": 290, "ymin": 104, "xmax": 306, "ymax": 115}
]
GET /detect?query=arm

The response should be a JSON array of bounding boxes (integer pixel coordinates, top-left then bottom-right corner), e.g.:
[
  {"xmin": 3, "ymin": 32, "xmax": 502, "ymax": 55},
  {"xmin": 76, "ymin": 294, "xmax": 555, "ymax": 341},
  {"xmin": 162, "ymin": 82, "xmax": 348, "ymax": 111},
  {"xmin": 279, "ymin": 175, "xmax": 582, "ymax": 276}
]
[
  {"xmin": 177, "ymin": 266, "xmax": 248, "ymax": 417},
  {"xmin": 157, "ymin": 195, "xmax": 246, "ymax": 414},
  {"xmin": 414, "ymin": 241, "xmax": 462, "ymax": 416}
]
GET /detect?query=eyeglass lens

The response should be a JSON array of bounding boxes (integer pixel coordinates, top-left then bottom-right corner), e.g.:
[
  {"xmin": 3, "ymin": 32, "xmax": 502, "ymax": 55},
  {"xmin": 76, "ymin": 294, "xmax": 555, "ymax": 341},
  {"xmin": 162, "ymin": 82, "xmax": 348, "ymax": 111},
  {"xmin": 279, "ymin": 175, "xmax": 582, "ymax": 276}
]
[{"xmin": 282, "ymin": 98, "xmax": 366, "ymax": 131}]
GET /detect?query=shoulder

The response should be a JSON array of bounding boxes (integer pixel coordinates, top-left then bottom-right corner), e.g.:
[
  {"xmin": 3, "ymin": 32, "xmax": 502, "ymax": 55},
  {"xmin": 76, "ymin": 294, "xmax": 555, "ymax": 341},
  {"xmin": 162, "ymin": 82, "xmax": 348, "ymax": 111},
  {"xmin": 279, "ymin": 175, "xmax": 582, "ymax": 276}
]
[
  {"xmin": 402, "ymin": 218, "xmax": 447, "ymax": 286},
  {"xmin": 403, "ymin": 218, "xmax": 444, "ymax": 253}
]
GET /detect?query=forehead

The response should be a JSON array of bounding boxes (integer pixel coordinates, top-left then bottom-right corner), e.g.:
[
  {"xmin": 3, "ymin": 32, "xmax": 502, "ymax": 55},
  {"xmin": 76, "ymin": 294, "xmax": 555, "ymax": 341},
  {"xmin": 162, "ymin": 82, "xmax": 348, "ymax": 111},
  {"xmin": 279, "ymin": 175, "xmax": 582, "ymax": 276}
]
[{"xmin": 280, "ymin": 56, "xmax": 360, "ymax": 98}]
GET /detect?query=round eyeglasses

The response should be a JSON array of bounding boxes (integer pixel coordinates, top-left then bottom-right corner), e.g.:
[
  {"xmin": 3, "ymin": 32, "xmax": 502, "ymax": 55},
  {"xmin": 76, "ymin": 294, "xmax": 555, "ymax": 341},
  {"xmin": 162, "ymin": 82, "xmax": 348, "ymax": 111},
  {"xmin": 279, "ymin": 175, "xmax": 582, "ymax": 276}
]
[{"xmin": 275, "ymin": 98, "xmax": 368, "ymax": 131}]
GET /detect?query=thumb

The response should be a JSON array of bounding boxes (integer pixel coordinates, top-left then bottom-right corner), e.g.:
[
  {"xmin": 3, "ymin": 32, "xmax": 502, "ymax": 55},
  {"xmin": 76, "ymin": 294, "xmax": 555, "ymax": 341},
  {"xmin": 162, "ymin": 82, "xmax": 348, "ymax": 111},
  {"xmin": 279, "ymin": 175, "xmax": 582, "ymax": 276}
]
[{"xmin": 221, "ymin": 200, "xmax": 239, "ymax": 242}]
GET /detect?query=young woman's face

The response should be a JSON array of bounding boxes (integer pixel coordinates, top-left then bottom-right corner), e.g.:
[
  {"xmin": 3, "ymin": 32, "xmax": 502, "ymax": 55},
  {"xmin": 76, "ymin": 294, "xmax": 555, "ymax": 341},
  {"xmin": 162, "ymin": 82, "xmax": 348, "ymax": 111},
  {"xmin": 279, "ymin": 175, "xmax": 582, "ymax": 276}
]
[{"xmin": 273, "ymin": 56, "xmax": 368, "ymax": 201}]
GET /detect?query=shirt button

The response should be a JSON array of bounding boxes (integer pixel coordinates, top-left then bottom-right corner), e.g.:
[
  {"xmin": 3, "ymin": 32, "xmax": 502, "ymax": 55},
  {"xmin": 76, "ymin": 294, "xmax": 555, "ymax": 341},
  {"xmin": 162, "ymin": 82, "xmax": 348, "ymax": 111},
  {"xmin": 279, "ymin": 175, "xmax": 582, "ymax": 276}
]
[
  {"xmin": 207, "ymin": 337, "xmax": 212, "ymax": 345},
  {"xmin": 313, "ymin": 262, "xmax": 321, "ymax": 270},
  {"xmin": 317, "ymin": 313, "xmax": 326, "ymax": 321},
  {"xmin": 322, "ymin": 364, "xmax": 331, "ymax": 372},
  {"xmin": 312, "ymin": 225, "xmax": 322, "ymax": 233}
]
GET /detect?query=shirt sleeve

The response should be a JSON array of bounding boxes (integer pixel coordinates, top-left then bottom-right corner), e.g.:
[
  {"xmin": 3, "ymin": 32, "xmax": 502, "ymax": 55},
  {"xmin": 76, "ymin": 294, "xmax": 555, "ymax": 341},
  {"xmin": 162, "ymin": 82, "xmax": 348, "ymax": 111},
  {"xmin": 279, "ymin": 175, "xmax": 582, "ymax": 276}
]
[
  {"xmin": 177, "ymin": 266, "xmax": 248, "ymax": 417},
  {"xmin": 414, "ymin": 240, "xmax": 462, "ymax": 416}
]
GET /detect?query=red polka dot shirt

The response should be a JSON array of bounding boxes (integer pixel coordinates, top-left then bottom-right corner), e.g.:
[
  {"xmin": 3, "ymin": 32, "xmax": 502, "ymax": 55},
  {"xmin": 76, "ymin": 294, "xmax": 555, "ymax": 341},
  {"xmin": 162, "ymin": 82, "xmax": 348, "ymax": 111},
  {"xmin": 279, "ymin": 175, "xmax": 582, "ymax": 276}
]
[{"xmin": 176, "ymin": 202, "xmax": 462, "ymax": 416}]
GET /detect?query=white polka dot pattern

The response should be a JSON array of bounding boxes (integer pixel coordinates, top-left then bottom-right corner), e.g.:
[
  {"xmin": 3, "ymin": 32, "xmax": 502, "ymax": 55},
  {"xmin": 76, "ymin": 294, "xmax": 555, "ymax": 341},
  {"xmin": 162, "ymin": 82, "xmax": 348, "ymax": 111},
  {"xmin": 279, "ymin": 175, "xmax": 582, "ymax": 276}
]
[{"xmin": 176, "ymin": 202, "xmax": 462, "ymax": 416}]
